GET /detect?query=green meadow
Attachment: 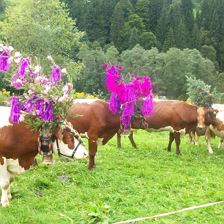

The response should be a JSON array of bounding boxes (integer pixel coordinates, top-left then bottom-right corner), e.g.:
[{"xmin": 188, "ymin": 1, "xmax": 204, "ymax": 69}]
[{"xmin": 1, "ymin": 131, "xmax": 224, "ymax": 224}]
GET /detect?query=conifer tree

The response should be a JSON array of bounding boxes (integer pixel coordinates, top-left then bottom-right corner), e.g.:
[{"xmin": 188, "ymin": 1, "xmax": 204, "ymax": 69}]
[
  {"xmin": 163, "ymin": 28, "xmax": 175, "ymax": 51},
  {"xmin": 111, "ymin": 0, "xmax": 133, "ymax": 51},
  {"xmin": 191, "ymin": 23, "xmax": 201, "ymax": 49}
]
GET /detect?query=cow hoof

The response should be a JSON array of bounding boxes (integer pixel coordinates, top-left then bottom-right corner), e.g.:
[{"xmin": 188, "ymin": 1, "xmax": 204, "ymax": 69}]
[
  {"xmin": 208, "ymin": 151, "xmax": 214, "ymax": 154},
  {"xmin": 1, "ymin": 200, "xmax": 9, "ymax": 207},
  {"xmin": 88, "ymin": 165, "xmax": 95, "ymax": 170}
]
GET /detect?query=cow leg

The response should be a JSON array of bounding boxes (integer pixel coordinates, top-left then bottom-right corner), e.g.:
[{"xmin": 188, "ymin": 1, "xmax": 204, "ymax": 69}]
[
  {"xmin": 117, "ymin": 133, "xmax": 122, "ymax": 148},
  {"xmin": 189, "ymin": 131, "xmax": 198, "ymax": 145},
  {"xmin": 88, "ymin": 139, "xmax": 97, "ymax": 170},
  {"xmin": 218, "ymin": 138, "xmax": 223, "ymax": 149},
  {"xmin": 174, "ymin": 132, "xmax": 181, "ymax": 155},
  {"xmin": 194, "ymin": 132, "xmax": 199, "ymax": 145},
  {"xmin": 167, "ymin": 132, "xmax": 175, "ymax": 152},
  {"xmin": 205, "ymin": 128, "xmax": 213, "ymax": 154},
  {"xmin": 128, "ymin": 132, "xmax": 137, "ymax": 149},
  {"xmin": 7, "ymin": 177, "xmax": 14, "ymax": 200},
  {"xmin": 0, "ymin": 161, "xmax": 11, "ymax": 207},
  {"xmin": 189, "ymin": 132, "xmax": 193, "ymax": 144}
]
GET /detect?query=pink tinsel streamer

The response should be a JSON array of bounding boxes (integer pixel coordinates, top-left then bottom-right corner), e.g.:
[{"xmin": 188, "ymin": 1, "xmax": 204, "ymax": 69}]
[
  {"xmin": 104, "ymin": 64, "xmax": 154, "ymax": 131},
  {"xmin": 141, "ymin": 96, "xmax": 154, "ymax": 116},
  {"xmin": 121, "ymin": 102, "xmax": 134, "ymax": 129},
  {"xmin": 109, "ymin": 93, "xmax": 121, "ymax": 114}
]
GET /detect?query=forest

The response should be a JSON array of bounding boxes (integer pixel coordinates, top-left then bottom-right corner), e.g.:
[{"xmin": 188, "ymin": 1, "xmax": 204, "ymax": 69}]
[{"xmin": 0, "ymin": 0, "xmax": 224, "ymax": 101}]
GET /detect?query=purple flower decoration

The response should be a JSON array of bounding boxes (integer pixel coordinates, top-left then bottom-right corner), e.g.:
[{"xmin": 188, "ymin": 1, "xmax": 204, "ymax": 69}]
[
  {"xmin": 121, "ymin": 102, "xmax": 134, "ymax": 129},
  {"xmin": 23, "ymin": 99, "xmax": 34, "ymax": 112},
  {"xmin": 40, "ymin": 102, "xmax": 53, "ymax": 121},
  {"xmin": 10, "ymin": 96, "xmax": 21, "ymax": 123},
  {"xmin": 0, "ymin": 50, "xmax": 10, "ymax": 73},
  {"xmin": 109, "ymin": 93, "xmax": 121, "ymax": 114},
  {"xmin": 141, "ymin": 96, "xmax": 154, "ymax": 116},
  {"xmin": 18, "ymin": 58, "xmax": 30, "ymax": 78},
  {"xmin": 29, "ymin": 72, "xmax": 38, "ymax": 78},
  {"xmin": 50, "ymin": 64, "xmax": 61, "ymax": 82},
  {"xmin": 35, "ymin": 99, "xmax": 45, "ymax": 116},
  {"xmin": 11, "ymin": 74, "xmax": 24, "ymax": 89},
  {"xmin": 105, "ymin": 65, "xmax": 121, "ymax": 93},
  {"xmin": 105, "ymin": 64, "xmax": 154, "ymax": 131},
  {"xmin": 35, "ymin": 75, "xmax": 49, "ymax": 85},
  {"xmin": 1, "ymin": 44, "xmax": 73, "ymax": 132}
]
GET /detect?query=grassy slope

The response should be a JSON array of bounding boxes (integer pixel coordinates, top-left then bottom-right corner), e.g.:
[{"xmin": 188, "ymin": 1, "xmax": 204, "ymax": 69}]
[{"xmin": 1, "ymin": 131, "xmax": 224, "ymax": 224}]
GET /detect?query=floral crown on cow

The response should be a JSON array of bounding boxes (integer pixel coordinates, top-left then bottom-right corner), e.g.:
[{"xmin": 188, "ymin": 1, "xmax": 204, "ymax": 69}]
[{"xmin": 0, "ymin": 43, "xmax": 74, "ymax": 133}]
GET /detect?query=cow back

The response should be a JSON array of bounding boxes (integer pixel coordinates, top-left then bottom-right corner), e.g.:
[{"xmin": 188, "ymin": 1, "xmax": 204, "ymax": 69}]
[{"xmin": 145, "ymin": 100, "xmax": 198, "ymax": 131}]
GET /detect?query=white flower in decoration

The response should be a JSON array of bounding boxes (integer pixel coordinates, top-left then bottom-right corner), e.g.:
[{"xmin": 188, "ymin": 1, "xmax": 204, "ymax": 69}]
[
  {"xmin": 8, "ymin": 46, "xmax": 14, "ymax": 52},
  {"xmin": 59, "ymin": 94, "xmax": 69, "ymax": 102},
  {"xmin": 14, "ymin": 57, "xmax": 21, "ymax": 64},
  {"xmin": 47, "ymin": 55, "xmax": 53, "ymax": 62},
  {"xmin": 63, "ymin": 85, "xmax": 69, "ymax": 94},
  {"xmin": 43, "ymin": 85, "xmax": 51, "ymax": 94},
  {"xmin": 14, "ymin": 52, "xmax": 21, "ymax": 57},
  {"xmin": 34, "ymin": 65, "xmax": 41, "ymax": 73},
  {"xmin": 28, "ymin": 89, "xmax": 35, "ymax": 95},
  {"xmin": 61, "ymin": 68, "xmax": 67, "ymax": 74}
]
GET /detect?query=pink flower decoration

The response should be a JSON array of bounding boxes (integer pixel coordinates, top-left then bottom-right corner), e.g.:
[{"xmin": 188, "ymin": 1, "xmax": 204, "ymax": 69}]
[
  {"xmin": 0, "ymin": 50, "xmax": 10, "ymax": 73},
  {"xmin": 18, "ymin": 58, "xmax": 30, "ymax": 78},
  {"xmin": 50, "ymin": 64, "xmax": 61, "ymax": 82},
  {"xmin": 105, "ymin": 64, "xmax": 154, "ymax": 131}
]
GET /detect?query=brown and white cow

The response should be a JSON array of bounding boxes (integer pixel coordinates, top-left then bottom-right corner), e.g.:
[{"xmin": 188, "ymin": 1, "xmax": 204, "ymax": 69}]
[
  {"xmin": 67, "ymin": 99, "xmax": 149, "ymax": 170},
  {"xmin": 185, "ymin": 107, "xmax": 224, "ymax": 154},
  {"xmin": 202, "ymin": 111, "xmax": 224, "ymax": 153},
  {"xmin": 116, "ymin": 100, "xmax": 218, "ymax": 154},
  {"xmin": 0, "ymin": 106, "xmax": 88, "ymax": 207}
]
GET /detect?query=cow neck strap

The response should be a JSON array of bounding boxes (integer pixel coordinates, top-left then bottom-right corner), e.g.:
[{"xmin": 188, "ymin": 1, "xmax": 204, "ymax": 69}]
[{"xmin": 56, "ymin": 138, "xmax": 81, "ymax": 159}]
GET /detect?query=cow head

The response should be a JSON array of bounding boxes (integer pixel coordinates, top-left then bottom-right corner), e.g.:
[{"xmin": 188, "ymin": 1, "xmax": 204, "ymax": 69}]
[
  {"xmin": 131, "ymin": 116, "xmax": 149, "ymax": 129},
  {"xmin": 39, "ymin": 129, "xmax": 54, "ymax": 164},
  {"xmin": 197, "ymin": 107, "xmax": 218, "ymax": 130},
  {"xmin": 54, "ymin": 125, "xmax": 88, "ymax": 159}
]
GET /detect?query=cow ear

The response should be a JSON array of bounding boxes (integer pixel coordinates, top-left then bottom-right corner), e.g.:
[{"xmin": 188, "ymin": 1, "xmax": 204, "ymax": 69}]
[{"xmin": 55, "ymin": 126, "xmax": 63, "ymax": 140}]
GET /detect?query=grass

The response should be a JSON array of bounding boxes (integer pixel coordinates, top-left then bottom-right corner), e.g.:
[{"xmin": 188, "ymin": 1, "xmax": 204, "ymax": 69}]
[{"xmin": 1, "ymin": 131, "xmax": 224, "ymax": 224}]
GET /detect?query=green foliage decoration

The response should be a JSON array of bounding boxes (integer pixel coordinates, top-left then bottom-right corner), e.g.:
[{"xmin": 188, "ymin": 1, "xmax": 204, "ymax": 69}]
[{"xmin": 186, "ymin": 76, "xmax": 223, "ymax": 106}]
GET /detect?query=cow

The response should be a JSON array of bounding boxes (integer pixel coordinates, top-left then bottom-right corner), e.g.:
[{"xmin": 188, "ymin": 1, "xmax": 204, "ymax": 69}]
[
  {"xmin": 0, "ymin": 106, "xmax": 88, "ymax": 207},
  {"xmin": 116, "ymin": 100, "xmax": 218, "ymax": 154},
  {"xmin": 203, "ymin": 111, "xmax": 224, "ymax": 153},
  {"xmin": 67, "ymin": 99, "xmax": 149, "ymax": 170},
  {"xmin": 185, "ymin": 107, "xmax": 224, "ymax": 154}
]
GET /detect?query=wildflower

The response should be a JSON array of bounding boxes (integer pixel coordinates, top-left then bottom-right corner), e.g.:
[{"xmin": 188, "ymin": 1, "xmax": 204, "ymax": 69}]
[
  {"xmin": 18, "ymin": 58, "xmax": 30, "ymax": 78},
  {"xmin": 61, "ymin": 68, "xmax": 67, "ymax": 74},
  {"xmin": 0, "ymin": 50, "xmax": 10, "ymax": 73},
  {"xmin": 50, "ymin": 64, "xmax": 61, "ymax": 82},
  {"xmin": 10, "ymin": 96, "xmax": 21, "ymax": 123},
  {"xmin": 34, "ymin": 65, "xmax": 41, "ymax": 73},
  {"xmin": 14, "ymin": 52, "xmax": 21, "ymax": 57}
]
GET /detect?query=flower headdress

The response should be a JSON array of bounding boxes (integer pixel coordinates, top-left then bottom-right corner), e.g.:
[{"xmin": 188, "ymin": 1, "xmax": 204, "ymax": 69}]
[
  {"xmin": 0, "ymin": 44, "xmax": 73, "ymax": 133},
  {"xmin": 104, "ymin": 64, "xmax": 154, "ymax": 131}
]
